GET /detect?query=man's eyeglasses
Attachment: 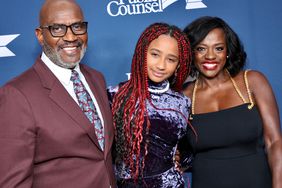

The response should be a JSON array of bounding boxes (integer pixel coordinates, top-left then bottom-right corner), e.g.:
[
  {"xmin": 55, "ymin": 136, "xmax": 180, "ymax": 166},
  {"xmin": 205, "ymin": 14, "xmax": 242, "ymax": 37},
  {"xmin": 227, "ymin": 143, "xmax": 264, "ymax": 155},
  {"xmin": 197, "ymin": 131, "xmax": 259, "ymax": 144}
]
[{"xmin": 40, "ymin": 21, "xmax": 88, "ymax": 37}]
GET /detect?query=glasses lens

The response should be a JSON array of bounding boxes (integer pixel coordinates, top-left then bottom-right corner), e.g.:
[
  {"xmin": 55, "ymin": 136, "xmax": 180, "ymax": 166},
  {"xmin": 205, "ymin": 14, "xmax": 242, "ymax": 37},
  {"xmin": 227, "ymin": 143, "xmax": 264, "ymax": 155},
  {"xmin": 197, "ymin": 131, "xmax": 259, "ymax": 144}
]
[
  {"xmin": 71, "ymin": 22, "xmax": 87, "ymax": 35},
  {"xmin": 45, "ymin": 22, "xmax": 87, "ymax": 37},
  {"xmin": 50, "ymin": 24, "xmax": 66, "ymax": 37}
]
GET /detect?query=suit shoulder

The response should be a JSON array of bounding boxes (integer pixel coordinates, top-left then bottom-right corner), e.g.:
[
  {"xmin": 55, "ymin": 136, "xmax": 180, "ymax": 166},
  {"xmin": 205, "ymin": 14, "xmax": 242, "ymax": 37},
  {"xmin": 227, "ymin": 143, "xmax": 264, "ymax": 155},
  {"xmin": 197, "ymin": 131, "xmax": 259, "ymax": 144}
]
[
  {"xmin": 3, "ymin": 67, "xmax": 39, "ymax": 92},
  {"xmin": 0, "ymin": 68, "xmax": 37, "ymax": 104}
]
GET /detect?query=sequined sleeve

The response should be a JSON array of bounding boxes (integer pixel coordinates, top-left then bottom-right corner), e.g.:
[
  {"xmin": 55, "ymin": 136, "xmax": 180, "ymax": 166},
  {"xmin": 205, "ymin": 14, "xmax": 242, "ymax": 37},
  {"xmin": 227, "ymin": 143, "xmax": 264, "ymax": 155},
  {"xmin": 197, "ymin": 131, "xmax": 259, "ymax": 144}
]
[
  {"xmin": 178, "ymin": 95, "xmax": 194, "ymax": 170},
  {"xmin": 107, "ymin": 85, "xmax": 119, "ymax": 108},
  {"xmin": 178, "ymin": 131, "xmax": 194, "ymax": 170}
]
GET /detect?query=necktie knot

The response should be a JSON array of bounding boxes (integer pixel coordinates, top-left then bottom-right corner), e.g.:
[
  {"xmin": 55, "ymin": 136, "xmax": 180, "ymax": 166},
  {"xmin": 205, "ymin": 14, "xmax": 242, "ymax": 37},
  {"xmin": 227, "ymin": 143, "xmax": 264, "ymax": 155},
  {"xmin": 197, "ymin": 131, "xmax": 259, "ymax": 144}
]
[{"xmin": 70, "ymin": 70, "xmax": 80, "ymax": 82}]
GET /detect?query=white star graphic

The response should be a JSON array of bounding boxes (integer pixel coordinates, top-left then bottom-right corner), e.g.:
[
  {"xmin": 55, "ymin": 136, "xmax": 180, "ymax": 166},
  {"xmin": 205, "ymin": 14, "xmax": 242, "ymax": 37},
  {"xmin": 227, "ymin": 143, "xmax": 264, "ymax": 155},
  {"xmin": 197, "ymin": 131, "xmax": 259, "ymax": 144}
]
[
  {"xmin": 186, "ymin": 0, "xmax": 207, "ymax": 9},
  {"xmin": 0, "ymin": 34, "xmax": 20, "ymax": 57},
  {"xmin": 162, "ymin": 0, "xmax": 207, "ymax": 10}
]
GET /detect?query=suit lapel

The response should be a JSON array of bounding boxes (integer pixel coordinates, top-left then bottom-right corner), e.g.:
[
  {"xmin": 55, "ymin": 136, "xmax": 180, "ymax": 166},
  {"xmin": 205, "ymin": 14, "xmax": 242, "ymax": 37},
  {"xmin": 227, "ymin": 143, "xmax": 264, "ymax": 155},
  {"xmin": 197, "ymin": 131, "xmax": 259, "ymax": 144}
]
[{"xmin": 33, "ymin": 58, "xmax": 102, "ymax": 151}]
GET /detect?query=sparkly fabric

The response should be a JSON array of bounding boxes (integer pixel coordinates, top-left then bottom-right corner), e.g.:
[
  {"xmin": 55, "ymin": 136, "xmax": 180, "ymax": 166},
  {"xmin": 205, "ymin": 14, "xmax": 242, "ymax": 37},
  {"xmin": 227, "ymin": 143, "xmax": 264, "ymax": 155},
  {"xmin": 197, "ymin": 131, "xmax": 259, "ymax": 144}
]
[{"xmin": 108, "ymin": 80, "xmax": 192, "ymax": 188}]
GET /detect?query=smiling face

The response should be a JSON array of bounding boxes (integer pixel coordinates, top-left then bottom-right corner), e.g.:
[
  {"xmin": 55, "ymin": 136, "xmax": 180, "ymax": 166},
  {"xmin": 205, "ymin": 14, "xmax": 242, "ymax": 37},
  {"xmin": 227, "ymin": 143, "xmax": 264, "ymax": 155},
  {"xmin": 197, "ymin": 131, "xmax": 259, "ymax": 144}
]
[
  {"xmin": 146, "ymin": 34, "xmax": 179, "ymax": 83},
  {"xmin": 194, "ymin": 28, "xmax": 227, "ymax": 78},
  {"xmin": 35, "ymin": 0, "xmax": 87, "ymax": 69}
]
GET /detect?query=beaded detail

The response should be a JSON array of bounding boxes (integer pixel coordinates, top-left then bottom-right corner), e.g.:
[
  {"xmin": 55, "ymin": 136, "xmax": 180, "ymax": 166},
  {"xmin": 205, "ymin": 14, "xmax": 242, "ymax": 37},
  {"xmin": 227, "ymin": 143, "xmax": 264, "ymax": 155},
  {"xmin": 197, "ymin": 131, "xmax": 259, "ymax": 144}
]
[{"xmin": 148, "ymin": 80, "xmax": 170, "ymax": 94}]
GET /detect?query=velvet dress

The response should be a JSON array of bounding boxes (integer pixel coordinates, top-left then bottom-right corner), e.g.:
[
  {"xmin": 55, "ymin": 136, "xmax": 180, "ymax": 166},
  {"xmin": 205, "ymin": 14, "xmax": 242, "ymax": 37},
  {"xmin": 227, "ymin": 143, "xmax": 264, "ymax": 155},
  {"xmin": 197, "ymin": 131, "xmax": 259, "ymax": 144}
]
[{"xmin": 108, "ymin": 80, "xmax": 193, "ymax": 188}]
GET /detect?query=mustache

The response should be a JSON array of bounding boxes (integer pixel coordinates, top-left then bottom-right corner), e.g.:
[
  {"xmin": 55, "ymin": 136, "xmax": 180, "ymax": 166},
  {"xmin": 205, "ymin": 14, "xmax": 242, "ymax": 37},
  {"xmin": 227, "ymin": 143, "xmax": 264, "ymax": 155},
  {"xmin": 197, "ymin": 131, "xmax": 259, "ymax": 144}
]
[{"xmin": 59, "ymin": 40, "xmax": 83, "ymax": 48}]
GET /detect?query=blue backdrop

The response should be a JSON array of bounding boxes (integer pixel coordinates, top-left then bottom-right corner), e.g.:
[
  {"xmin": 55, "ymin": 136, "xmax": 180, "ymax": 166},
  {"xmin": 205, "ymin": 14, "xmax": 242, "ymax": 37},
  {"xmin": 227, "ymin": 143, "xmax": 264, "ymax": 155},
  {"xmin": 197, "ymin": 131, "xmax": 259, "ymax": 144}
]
[{"xmin": 0, "ymin": 0, "xmax": 281, "ymax": 124}]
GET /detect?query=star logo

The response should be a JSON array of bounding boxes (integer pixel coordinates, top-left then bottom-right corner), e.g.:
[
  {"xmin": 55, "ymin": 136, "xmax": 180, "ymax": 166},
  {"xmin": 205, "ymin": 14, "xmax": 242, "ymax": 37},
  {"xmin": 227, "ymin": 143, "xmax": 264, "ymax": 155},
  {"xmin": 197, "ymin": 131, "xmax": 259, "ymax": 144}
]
[
  {"xmin": 185, "ymin": 0, "xmax": 207, "ymax": 10},
  {"xmin": 0, "ymin": 34, "xmax": 20, "ymax": 58},
  {"xmin": 162, "ymin": 0, "xmax": 207, "ymax": 9}
]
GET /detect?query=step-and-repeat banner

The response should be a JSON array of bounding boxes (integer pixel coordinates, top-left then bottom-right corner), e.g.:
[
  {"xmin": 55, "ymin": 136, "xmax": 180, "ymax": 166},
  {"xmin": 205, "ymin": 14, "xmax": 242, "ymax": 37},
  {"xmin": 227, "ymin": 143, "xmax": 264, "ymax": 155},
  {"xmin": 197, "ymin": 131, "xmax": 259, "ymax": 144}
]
[{"xmin": 1, "ymin": 0, "xmax": 281, "ymax": 123}]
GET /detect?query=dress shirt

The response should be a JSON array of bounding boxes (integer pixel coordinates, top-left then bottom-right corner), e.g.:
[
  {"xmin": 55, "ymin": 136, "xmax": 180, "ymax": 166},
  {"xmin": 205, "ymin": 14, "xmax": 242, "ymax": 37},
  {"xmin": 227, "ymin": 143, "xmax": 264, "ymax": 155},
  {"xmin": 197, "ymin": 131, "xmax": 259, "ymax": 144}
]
[{"xmin": 41, "ymin": 52, "xmax": 104, "ymax": 126}]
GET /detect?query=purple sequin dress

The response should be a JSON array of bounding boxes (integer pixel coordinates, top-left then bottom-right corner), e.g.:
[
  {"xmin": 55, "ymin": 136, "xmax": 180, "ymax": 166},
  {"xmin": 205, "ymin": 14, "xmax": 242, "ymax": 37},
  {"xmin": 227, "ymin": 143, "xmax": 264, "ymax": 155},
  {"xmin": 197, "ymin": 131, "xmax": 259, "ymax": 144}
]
[{"xmin": 108, "ymin": 80, "xmax": 192, "ymax": 188}]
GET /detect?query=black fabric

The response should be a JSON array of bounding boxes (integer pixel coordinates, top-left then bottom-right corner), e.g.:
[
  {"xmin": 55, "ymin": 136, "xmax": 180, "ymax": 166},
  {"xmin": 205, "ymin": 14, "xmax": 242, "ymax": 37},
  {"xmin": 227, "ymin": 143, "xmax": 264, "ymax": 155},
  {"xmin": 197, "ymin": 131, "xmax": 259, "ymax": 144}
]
[{"xmin": 188, "ymin": 104, "xmax": 272, "ymax": 188}]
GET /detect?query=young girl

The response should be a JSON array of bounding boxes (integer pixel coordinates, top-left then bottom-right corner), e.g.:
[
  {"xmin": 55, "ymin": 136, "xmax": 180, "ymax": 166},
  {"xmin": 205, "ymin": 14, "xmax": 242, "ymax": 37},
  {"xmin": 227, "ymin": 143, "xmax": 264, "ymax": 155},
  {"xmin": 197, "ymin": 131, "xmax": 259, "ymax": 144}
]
[{"xmin": 108, "ymin": 23, "xmax": 195, "ymax": 187}]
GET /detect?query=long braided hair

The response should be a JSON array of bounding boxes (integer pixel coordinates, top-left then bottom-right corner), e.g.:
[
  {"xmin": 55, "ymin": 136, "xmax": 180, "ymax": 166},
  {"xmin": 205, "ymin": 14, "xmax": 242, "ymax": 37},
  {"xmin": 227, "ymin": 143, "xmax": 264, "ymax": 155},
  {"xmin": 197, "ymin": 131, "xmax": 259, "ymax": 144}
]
[{"xmin": 112, "ymin": 23, "xmax": 192, "ymax": 179}]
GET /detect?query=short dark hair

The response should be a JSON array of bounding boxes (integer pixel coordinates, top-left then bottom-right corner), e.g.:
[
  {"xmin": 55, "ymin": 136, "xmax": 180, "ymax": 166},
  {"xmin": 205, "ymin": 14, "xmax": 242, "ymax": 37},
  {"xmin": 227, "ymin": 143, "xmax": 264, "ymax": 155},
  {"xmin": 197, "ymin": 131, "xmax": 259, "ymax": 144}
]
[{"xmin": 183, "ymin": 16, "xmax": 246, "ymax": 77}]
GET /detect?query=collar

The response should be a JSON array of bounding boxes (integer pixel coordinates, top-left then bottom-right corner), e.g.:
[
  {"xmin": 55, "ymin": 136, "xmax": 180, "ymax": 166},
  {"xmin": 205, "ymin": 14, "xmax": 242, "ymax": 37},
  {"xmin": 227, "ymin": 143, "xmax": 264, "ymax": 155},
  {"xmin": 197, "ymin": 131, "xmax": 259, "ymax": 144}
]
[
  {"xmin": 41, "ymin": 52, "xmax": 81, "ymax": 85},
  {"xmin": 148, "ymin": 80, "xmax": 170, "ymax": 94}
]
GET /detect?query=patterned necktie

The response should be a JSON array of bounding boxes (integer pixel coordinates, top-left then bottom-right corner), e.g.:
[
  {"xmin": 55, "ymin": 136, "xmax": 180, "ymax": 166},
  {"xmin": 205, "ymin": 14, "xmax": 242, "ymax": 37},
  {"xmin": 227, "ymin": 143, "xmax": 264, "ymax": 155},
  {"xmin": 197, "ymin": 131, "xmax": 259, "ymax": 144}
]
[{"xmin": 71, "ymin": 70, "xmax": 104, "ymax": 150}]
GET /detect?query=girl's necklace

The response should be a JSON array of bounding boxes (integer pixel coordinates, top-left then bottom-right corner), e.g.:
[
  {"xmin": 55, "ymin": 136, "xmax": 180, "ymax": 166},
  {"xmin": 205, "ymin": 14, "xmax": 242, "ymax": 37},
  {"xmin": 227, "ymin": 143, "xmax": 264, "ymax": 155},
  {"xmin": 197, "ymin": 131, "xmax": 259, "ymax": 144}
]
[{"xmin": 148, "ymin": 81, "xmax": 170, "ymax": 94}]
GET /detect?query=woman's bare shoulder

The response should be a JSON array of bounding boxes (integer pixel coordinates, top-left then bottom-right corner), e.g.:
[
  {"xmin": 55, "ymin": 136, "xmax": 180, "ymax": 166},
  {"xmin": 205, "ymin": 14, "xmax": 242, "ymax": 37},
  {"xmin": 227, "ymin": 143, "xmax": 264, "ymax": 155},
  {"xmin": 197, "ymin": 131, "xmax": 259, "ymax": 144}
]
[{"xmin": 245, "ymin": 70, "xmax": 270, "ymax": 91}]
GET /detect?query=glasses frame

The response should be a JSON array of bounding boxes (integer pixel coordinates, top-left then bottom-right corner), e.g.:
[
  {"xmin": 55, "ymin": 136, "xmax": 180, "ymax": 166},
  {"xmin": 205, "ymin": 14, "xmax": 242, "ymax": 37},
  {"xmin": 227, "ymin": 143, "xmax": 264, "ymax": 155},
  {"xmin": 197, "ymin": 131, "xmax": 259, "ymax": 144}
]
[{"xmin": 40, "ymin": 21, "xmax": 88, "ymax": 37}]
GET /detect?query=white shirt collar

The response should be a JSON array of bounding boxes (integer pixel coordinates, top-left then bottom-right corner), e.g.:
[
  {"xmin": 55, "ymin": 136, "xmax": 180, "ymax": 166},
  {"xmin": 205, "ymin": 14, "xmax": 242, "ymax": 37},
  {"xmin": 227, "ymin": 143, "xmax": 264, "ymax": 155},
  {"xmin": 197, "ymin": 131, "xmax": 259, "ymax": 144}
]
[{"xmin": 41, "ymin": 52, "xmax": 82, "ymax": 85}]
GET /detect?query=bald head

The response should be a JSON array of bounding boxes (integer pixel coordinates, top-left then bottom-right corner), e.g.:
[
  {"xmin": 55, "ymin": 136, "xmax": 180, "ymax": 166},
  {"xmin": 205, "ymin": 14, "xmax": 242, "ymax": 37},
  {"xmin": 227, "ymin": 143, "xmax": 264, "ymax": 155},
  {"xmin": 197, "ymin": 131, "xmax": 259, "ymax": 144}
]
[{"xmin": 39, "ymin": 0, "xmax": 84, "ymax": 26}]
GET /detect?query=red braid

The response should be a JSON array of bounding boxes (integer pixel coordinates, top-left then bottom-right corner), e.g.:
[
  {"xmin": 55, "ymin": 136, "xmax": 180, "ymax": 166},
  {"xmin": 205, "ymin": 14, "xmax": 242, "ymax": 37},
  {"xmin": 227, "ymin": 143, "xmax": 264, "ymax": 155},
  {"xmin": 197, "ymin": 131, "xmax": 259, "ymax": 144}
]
[{"xmin": 112, "ymin": 23, "xmax": 193, "ymax": 180}]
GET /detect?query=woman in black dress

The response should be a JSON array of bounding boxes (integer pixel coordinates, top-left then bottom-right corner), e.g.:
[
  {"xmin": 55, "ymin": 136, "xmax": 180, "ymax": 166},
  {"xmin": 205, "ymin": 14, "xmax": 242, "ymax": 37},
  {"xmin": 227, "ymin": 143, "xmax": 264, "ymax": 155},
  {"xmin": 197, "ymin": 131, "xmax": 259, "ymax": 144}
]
[{"xmin": 183, "ymin": 16, "xmax": 282, "ymax": 188}]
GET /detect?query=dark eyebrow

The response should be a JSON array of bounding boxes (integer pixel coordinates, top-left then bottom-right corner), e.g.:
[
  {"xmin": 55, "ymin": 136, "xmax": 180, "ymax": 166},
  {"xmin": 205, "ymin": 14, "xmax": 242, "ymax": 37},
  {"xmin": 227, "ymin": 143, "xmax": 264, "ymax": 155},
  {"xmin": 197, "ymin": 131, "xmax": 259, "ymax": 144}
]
[
  {"xmin": 149, "ymin": 48, "xmax": 178, "ymax": 59},
  {"xmin": 149, "ymin": 48, "xmax": 160, "ymax": 52},
  {"xmin": 167, "ymin": 54, "xmax": 179, "ymax": 59}
]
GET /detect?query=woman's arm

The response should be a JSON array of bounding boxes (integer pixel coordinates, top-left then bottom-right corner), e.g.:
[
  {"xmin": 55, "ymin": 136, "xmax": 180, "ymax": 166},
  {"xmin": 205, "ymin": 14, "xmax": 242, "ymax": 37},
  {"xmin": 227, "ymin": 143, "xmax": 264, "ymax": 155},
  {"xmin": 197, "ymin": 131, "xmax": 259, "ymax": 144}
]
[{"xmin": 249, "ymin": 70, "xmax": 282, "ymax": 188}]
